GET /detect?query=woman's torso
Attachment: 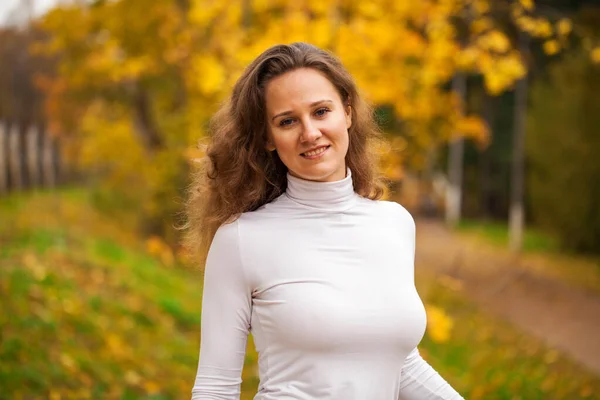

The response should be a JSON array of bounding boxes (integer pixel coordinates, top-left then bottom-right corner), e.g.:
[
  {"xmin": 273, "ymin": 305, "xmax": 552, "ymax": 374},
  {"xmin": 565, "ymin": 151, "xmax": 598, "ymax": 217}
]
[{"xmin": 236, "ymin": 192, "xmax": 427, "ymax": 399}]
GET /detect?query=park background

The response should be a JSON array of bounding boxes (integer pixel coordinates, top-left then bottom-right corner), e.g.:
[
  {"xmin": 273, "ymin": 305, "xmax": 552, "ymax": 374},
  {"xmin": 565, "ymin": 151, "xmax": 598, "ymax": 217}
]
[{"xmin": 1, "ymin": 0, "xmax": 599, "ymax": 398}]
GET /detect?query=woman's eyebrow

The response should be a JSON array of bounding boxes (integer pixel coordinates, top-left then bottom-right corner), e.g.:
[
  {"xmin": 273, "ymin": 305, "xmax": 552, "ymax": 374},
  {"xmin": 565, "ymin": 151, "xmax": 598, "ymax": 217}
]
[{"xmin": 271, "ymin": 99, "xmax": 334, "ymax": 122}]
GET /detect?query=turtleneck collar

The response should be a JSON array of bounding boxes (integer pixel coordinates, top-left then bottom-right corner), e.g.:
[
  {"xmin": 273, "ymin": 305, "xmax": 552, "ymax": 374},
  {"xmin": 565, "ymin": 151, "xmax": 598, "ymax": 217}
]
[{"xmin": 285, "ymin": 168, "xmax": 357, "ymax": 211}]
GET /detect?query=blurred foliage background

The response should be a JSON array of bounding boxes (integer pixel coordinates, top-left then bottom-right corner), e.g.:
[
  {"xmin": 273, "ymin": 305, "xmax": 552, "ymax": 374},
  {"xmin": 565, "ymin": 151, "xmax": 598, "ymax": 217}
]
[{"xmin": 1, "ymin": 0, "xmax": 599, "ymax": 399}]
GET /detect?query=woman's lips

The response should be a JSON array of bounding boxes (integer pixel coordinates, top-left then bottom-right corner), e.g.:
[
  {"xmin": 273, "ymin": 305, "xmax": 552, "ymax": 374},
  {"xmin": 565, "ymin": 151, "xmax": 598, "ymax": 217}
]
[{"xmin": 301, "ymin": 145, "xmax": 330, "ymax": 159}]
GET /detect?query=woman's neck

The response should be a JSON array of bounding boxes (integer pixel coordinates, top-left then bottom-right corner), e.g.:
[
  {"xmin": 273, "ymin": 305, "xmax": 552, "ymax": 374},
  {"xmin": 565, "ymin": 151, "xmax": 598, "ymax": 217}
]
[{"xmin": 285, "ymin": 168, "xmax": 357, "ymax": 211}]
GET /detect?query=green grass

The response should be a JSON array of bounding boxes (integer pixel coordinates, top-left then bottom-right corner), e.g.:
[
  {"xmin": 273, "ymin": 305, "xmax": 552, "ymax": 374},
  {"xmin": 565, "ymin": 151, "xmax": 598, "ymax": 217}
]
[
  {"xmin": 0, "ymin": 231, "xmax": 204, "ymax": 398},
  {"xmin": 0, "ymin": 189, "xmax": 205, "ymax": 399},
  {"xmin": 0, "ymin": 190, "xmax": 599, "ymax": 399},
  {"xmin": 456, "ymin": 219, "xmax": 559, "ymax": 253}
]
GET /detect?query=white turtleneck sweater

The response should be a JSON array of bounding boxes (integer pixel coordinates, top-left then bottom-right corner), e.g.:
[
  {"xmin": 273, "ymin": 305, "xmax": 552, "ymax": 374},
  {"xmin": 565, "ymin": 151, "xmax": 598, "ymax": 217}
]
[{"xmin": 192, "ymin": 170, "xmax": 464, "ymax": 400}]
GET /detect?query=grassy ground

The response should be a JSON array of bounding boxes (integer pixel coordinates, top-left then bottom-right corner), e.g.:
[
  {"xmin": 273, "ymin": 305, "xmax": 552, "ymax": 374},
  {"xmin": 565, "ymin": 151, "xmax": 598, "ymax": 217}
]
[
  {"xmin": 0, "ymin": 190, "xmax": 202, "ymax": 399},
  {"xmin": 1, "ymin": 189, "xmax": 599, "ymax": 399},
  {"xmin": 456, "ymin": 219, "xmax": 560, "ymax": 253}
]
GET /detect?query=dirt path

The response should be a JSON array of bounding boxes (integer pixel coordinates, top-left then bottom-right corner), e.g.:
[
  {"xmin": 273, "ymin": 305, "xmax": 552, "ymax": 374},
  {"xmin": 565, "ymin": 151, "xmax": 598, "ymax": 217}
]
[{"xmin": 415, "ymin": 219, "xmax": 600, "ymax": 375}]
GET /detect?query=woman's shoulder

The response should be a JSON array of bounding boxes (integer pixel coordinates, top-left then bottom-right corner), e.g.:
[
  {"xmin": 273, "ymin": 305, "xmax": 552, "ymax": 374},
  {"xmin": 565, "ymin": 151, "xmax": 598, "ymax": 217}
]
[
  {"xmin": 238, "ymin": 193, "xmax": 303, "ymax": 220},
  {"xmin": 212, "ymin": 217, "xmax": 241, "ymax": 245},
  {"xmin": 360, "ymin": 197, "xmax": 415, "ymax": 225}
]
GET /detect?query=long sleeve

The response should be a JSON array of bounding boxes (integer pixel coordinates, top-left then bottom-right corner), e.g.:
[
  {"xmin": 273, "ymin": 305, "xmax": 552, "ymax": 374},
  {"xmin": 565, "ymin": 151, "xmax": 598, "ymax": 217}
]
[
  {"xmin": 397, "ymin": 348, "xmax": 464, "ymax": 400},
  {"xmin": 192, "ymin": 220, "xmax": 252, "ymax": 400},
  {"xmin": 397, "ymin": 213, "xmax": 463, "ymax": 400}
]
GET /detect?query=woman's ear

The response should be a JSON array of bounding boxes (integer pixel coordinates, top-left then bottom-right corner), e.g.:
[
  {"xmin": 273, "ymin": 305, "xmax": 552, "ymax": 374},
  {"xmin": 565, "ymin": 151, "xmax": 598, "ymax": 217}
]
[
  {"xmin": 265, "ymin": 139, "xmax": 276, "ymax": 152},
  {"xmin": 345, "ymin": 105, "xmax": 352, "ymax": 130}
]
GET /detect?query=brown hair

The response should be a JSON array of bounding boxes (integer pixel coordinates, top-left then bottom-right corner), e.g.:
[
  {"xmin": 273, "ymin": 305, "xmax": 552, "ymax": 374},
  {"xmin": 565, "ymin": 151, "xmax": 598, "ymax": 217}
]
[{"xmin": 183, "ymin": 42, "xmax": 385, "ymax": 265}]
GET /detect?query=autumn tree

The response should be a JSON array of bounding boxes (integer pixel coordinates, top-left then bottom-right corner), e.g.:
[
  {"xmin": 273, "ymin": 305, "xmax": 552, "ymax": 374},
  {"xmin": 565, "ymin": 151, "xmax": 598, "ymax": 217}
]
[{"xmin": 32, "ymin": 0, "xmax": 594, "ymax": 242}]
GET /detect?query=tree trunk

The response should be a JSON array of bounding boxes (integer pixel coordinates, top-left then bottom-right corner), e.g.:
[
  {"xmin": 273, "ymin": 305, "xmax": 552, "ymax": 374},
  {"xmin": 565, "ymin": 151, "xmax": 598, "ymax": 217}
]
[
  {"xmin": 509, "ymin": 34, "xmax": 529, "ymax": 253},
  {"xmin": 479, "ymin": 92, "xmax": 494, "ymax": 219},
  {"xmin": 53, "ymin": 136, "xmax": 62, "ymax": 185},
  {"xmin": 8, "ymin": 123, "xmax": 23, "ymax": 191},
  {"xmin": 0, "ymin": 121, "xmax": 7, "ymax": 194},
  {"xmin": 26, "ymin": 124, "xmax": 41, "ymax": 188},
  {"xmin": 132, "ymin": 86, "xmax": 163, "ymax": 152},
  {"xmin": 446, "ymin": 73, "xmax": 467, "ymax": 227},
  {"xmin": 41, "ymin": 132, "xmax": 56, "ymax": 188}
]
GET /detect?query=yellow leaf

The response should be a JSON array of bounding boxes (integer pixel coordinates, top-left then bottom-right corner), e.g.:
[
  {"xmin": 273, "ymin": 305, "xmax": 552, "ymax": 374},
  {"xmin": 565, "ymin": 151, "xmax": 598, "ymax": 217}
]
[
  {"xmin": 62, "ymin": 298, "xmax": 77, "ymax": 314},
  {"xmin": 309, "ymin": 18, "xmax": 332, "ymax": 49},
  {"xmin": 473, "ymin": 0, "xmax": 490, "ymax": 15},
  {"xmin": 146, "ymin": 235, "xmax": 175, "ymax": 267},
  {"xmin": 516, "ymin": 15, "xmax": 536, "ymax": 34},
  {"xmin": 457, "ymin": 47, "xmax": 480, "ymax": 69},
  {"xmin": 189, "ymin": 1, "xmax": 224, "ymax": 26},
  {"xmin": 146, "ymin": 235, "xmax": 165, "ymax": 256},
  {"xmin": 557, "ymin": 18, "xmax": 572, "ymax": 36},
  {"xmin": 535, "ymin": 19, "xmax": 553, "ymax": 38},
  {"xmin": 425, "ymin": 305, "xmax": 454, "ymax": 343},
  {"xmin": 59, "ymin": 353, "xmax": 77, "ymax": 371},
  {"xmin": 189, "ymin": 55, "xmax": 226, "ymax": 96},
  {"xmin": 482, "ymin": 52, "xmax": 526, "ymax": 94},
  {"xmin": 23, "ymin": 253, "xmax": 47, "ymax": 281},
  {"xmin": 591, "ymin": 47, "xmax": 600, "ymax": 64},
  {"xmin": 144, "ymin": 380, "xmax": 161, "ymax": 395},
  {"xmin": 457, "ymin": 115, "xmax": 489, "ymax": 142},
  {"xmin": 107, "ymin": 333, "xmax": 126, "ymax": 356},
  {"xmin": 519, "ymin": 0, "xmax": 534, "ymax": 11},
  {"xmin": 307, "ymin": 0, "xmax": 329, "ymax": 16},
  {"xmin": 470, "ymin": 17, "xmax": 493, "ymax": 35},
  {"xmin": 543, "ymin": 40, "xmax": 560, "ymax": 55},
  {"xmin": 479, "ymin": 31, "xmax": 511, "ymax": 53},
  {"xmin": 125, "ymin": 370, "xmax": 142, "ymax": 386}
]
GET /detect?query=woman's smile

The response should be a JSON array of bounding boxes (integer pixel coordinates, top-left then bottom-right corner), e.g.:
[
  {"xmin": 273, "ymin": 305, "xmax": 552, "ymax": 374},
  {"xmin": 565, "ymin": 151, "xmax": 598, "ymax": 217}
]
[{"xmin": 301, "ymin": 145, "xmax": 330, "ymax": 159}]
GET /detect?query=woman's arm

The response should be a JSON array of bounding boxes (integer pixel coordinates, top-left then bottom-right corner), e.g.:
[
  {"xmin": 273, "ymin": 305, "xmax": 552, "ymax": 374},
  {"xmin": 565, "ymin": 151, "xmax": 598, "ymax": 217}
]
[
  {"xmin": 192, "ymin": 220, "xmax": 252, "ymax": 400},
  {"xmin": 398, "ymin": 348, "xmax": 464, "ymax": 400},
  {"xmin": 396, "ymin": 205, "xmax": 463, "ymax": 399}
]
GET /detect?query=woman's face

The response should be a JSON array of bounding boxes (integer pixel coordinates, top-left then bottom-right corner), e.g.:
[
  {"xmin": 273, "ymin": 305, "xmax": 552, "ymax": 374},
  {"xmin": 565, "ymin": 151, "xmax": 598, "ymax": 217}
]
[{"xmin": 265, "ymin": 67, "xmax": 352, "ymax": 183}]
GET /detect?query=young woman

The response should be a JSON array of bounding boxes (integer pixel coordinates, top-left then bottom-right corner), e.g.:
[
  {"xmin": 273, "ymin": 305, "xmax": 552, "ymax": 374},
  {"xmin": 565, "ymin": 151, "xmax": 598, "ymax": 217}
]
[{"xmin": 185, "ymin": 42, "xmax": 463, "ymax": 400}]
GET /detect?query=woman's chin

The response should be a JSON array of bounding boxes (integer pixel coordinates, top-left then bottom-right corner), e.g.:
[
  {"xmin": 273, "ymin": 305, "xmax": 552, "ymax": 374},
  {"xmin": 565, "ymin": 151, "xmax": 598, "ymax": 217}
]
[{"xmin": 290, "ymin": 165, "xmax": 346, "ymax": 183}]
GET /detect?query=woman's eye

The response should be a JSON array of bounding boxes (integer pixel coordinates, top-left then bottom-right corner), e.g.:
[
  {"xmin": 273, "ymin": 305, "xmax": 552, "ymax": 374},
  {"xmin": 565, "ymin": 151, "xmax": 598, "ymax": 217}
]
[
  {"xmin": 279, "ymin": 118, "xmax": 294, "ymax": 127},
  {"xmin": 315, "ymin": 108, "xmax": 330, "ymax": 117},
  {"xmin": 278, "ymin": 109, "xmax": 329, "ymax": 127}
]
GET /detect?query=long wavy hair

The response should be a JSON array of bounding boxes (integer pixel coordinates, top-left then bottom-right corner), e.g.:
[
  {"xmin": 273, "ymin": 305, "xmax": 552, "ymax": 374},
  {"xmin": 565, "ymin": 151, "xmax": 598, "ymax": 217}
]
[{"xmin": 183, "ymin": 42, "xmax": 386, "ymax": 265}]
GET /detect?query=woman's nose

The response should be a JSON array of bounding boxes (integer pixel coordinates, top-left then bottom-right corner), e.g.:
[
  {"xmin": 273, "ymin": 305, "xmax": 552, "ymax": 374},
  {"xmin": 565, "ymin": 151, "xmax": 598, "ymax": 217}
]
[{"xmin": 301, "ymin": 120, "xmax": 322, "ymax": 142}]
